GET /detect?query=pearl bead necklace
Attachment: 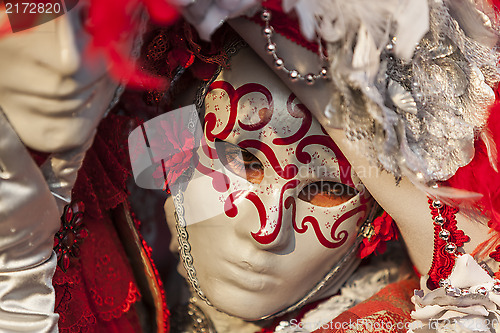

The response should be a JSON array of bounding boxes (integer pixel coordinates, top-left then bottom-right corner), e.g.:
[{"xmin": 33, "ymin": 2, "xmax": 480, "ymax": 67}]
[{"xmin": 260, "ymin": 9, "xmax": 329, "ymax": 85}]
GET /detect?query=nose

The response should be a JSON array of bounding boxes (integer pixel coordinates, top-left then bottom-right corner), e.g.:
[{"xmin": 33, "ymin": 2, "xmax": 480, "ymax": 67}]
[
  {"xmin": 54, "ymin": 12, "xmax": 82, "ymax": 76},
  {"xmin": 35, "ymin": 10, "xmax": 85, "ymax": 77},
  {"xmin": 233, "ymin": 186, "xmax": 296, "ymax": 252}
]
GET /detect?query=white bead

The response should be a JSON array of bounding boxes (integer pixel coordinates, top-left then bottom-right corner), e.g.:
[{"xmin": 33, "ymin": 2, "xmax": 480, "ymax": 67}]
[
  {"xmin": 476, "ymin": 286, "xmax": 488, "ymax": 295},
  {"xmin": 445, "ymin": 243, "xmax": 456, "ymax": 253},
  {"xmin": 261, "ymin": 10, "xmax": 271, "ymax": 21},
  {"xmin": 439, "ymin": 229, "xmax": 450, "ymax": 241},
  {"xmin": 266, "ymin": 43, "xmax": 276, "ymax": 53},
  {"xmin": 432, "ymin": 200, "xmax": 443, "ymax": 209},
  {"xmin": 289, "ymin": 70, "xmax": 299, "ymax": 81},
  {"xmin": 305, "ymin": 74, "xmax": 315, "ymax": 85}
]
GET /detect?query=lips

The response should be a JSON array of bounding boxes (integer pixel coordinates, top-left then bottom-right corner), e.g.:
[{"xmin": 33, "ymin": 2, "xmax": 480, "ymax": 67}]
[
  {"xmin": 222, "ymin": 257, "xmax": 281, "ymax": 292},
  {"xmin": 6, "ymin": 74, "xmax": 110, "ymax": 117},
  {"xmin": 12, "ymin": 88, "xmax": 96, "ymax": 117},
  {"xmin": 11, "ymin": 72, "xmax": 108, "ymax": 100}
]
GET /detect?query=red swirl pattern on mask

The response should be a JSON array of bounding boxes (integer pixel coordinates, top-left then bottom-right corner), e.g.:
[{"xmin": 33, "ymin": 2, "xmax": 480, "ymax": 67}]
[
  {"xmin": 251, "ymin": 179, "xmax": 301, "ymax": 244},
  {"xmin": 297, "ymin": 205, "xmax": 367, "ymax": 248},
  {"xmin": 224, "ymin": 190, "xmax": 266, "ymax": 223},
  {"xmin": 201, "ymin": 79, "xmax": 361, "ymax": 249},
  {"xmin": 192, "ymin": 153, "xmax": 230, "ymax": 193},
  {"xmin": 285, "ymin": 196, "xmax": 368, "ymax": 248},
  {"xmin": 273, "ymin": 94, "xmax": 312, "ymax": 146},
  {"xmin": 296, "ymin": 135, "xmax": 354, "ymax": 187},
  {"xmin": 200, "ymin": 134, "xmax": 218, "ymax": 160},
  {"xmin": 237, "ymin": 84, "xmax": 273, "ymax": 132},
  {"xmin": 205, "ymin": 81, "xmax": 273, "ymax": 142},
  {"xmin": 239, "ymin": 139, "xmax": 299, "ymax": 179}
]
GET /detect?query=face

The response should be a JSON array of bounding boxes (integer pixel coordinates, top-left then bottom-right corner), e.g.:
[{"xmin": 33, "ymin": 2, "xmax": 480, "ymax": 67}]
[
  {"xmin": 167, "ymin": 48, "xmax": 372, "ymax": 320},
  {"xmin": 0, "ymin": 1, "xmax": 121, "ymax": 153}
]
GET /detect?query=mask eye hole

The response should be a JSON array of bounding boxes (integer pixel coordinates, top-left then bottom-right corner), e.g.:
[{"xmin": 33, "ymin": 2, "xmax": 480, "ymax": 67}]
[
  {"xmin": 215, "ymin": 139, "xmax": 264, "ymax": 184},
  {"xmin": 298, "ymin": 181, "xmax": 358, "ymax": 207}
]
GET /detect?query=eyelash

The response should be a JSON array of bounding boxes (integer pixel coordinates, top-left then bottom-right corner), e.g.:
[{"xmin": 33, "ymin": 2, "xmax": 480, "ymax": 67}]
[{"xmin": 215, "ymin": 139, "xmax": 264, "ymax": 184}]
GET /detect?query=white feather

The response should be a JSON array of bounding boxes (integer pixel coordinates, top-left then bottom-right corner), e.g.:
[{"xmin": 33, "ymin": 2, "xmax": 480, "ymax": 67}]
[
  {"xmin": 284, "ymin": 0, "xmax": 429, "ymax": 62},
  {"xmin": 481, "ymin": 128, "xmax": 499, "ymax": 172},
  {"xmin": 393, "ymin": 0, "xmax": 429, "ymax": 60}
]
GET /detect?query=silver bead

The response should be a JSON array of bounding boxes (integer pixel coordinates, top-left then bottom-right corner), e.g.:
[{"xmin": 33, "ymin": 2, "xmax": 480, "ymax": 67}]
[
  {"xmin": 445, "ymin": 243, "xmax": 457, "ymax": 253},
  {"xmin": 493, "ymin": 282, "xmax": 500, "ymax": 294},
  {"xmin": 263, "ymin": 27, "xmax": 273, "ymax": 37},
  {"xmin": 445, "ymin": 286, "xmax": 460, "ymax": 297},
  {"xmin": 434, "ymin": 216, "xmax": 445, "ymax": 225},
  {"xmin": 476, "ymin": 286, "xmax": 488, "ymax": 295},
  {"xmin": 266, "ymin": 43, "xmax": 276, "ymax": 53},
  {"xmin": 261, "ymin": 10, "xmax": 271, "ymax": 21},
  {"xmin": 439, "ymin": 229, "xmax": 450, "ymax": 241},
  {"xmin": 386, "ymin": 43, "xmax": 394, "ymax": 51},
  {"xmin": 320, "ymin": 67, "xmax": 328, "ymax": 77},
  {"xmin": 289, "ymin": 70, "xmax": 299, "ymax": 81},
  {"xmin": 439, "ymin": 278, "xmax": 450, "ymax": 288},
  {"xmin": 460, "ymin": 288, "xmax": 471, "ymax": 296},
  {"xmin": 305, "ymin": 74, "xmax": 315, "ymax": 85},
  {"xmin": 275, "ymin": 321, "xmax": 291, "ymax": 332},
  {"xmin": 432, "ymin": 200, "xmax": 443, "ymax": 209},
  {"xmin": 275, "ymin": 58, "xmax": 284, "ymax": 68}
]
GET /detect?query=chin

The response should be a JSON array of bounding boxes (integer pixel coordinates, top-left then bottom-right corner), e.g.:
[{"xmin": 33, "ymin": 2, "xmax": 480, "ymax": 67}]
[
  {"xmin": 18, "ymin": 120, "xmax": 98, "ymax": 153},
  {"xmin": 204, "ymin": 282, "xmax": 294, "ymax": 321}
]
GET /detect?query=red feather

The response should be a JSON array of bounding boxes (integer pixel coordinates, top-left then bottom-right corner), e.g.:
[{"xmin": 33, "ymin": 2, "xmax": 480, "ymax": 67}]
[{"xmin": 447, "ymin": 102, "xmax": 500, "ymax": 232}]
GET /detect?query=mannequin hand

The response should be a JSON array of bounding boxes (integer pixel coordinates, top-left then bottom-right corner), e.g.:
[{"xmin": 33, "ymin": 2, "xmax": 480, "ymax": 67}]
[{"xmin": 0, "ymin": 109, "xmax": 60, "ymax": 332}]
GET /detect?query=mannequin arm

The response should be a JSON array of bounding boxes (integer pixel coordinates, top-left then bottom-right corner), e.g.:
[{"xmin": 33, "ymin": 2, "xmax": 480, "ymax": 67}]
[{"xmin": 0, "ymin": 110, "xmax": 60, "ymax": 332}]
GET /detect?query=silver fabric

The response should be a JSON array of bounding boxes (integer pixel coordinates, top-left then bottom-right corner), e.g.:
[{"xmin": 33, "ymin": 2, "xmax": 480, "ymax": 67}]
[
  {"xmin": 324, "ymin": 0, "xmax": 499, "ymax": 184},
  {"xmin": 41, "ymin": 136, "xmax": 93, "ymax": 214},
  {"xmin": 0, "ymin": 110, "xmax": 60, "ymax": 332}
]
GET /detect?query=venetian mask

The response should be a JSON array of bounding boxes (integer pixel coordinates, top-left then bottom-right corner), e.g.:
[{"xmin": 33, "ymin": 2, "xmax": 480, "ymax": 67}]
[
  {"xmin": 0, "ymin": 1, "xmax": 122, "ymax": 153},
  {"xmin": 165, "ymin": 48, "xmax": 372, "ymax": 320}
]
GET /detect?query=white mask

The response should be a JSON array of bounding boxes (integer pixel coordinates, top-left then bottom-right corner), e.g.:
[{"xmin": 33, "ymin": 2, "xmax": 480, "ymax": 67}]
[
  {"xmin": 164, "ymin": 48, "xmax": 372, "ymax": 320},
  {"xmin": 0, "ymin": 1, "xmax": 120, "ymax": 153}
]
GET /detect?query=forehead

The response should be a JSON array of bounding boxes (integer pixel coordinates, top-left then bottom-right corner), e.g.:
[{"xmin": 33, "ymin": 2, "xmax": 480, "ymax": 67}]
[
  {"xmin": 202, "ymin": 48, "xmax": 359, "ymax": 186},
  {"xmin": 204, "ymin": 47, "xmax": 319, "ymax": 141}
]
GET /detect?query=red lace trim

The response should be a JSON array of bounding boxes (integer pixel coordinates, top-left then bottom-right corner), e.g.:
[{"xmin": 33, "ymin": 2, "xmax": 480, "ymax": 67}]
[
  {"xmin": 426, "ymin": 198, "xmax": 470, "ymax": 290},
  {"xmin": 99, "ymin": 282, "xmax": 141, "ymax": 322},
  {"xmin": 54, "ymin": 114, "xmax": 146, "ymax": 332},
  {"xmin": 53, "ymin": 263, "xmax": 82, "ymax": 286},
  {"xmin": 60, "ymin": 312, "xmax": 97, "ymax": 333}
]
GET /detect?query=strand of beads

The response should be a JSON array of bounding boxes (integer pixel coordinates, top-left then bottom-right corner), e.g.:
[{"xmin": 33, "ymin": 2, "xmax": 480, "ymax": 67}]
[
  {"xmin": 432, "ymin": 200, "xmax": 457, "ymax": 254},
  {"xmin": 426, "ymin": 198, "xmax": 470, "ymax": 290},
  {"xmin": 439, "ymin": 278, "xmax": 500, "ymax": 297},
  {"xmin": 260, "ymin": 9, "xmax": 328, "ymax": 85}
]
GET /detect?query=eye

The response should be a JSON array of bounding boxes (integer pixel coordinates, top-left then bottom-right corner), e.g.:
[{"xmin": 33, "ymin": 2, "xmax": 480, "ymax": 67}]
[
  {"xmin": 215, "ymin": 139, "xmax": 264, "ymax": 184},
  {"xmin": 298, "ymin": 181, "xmax": 358, "ymax": 207}
]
